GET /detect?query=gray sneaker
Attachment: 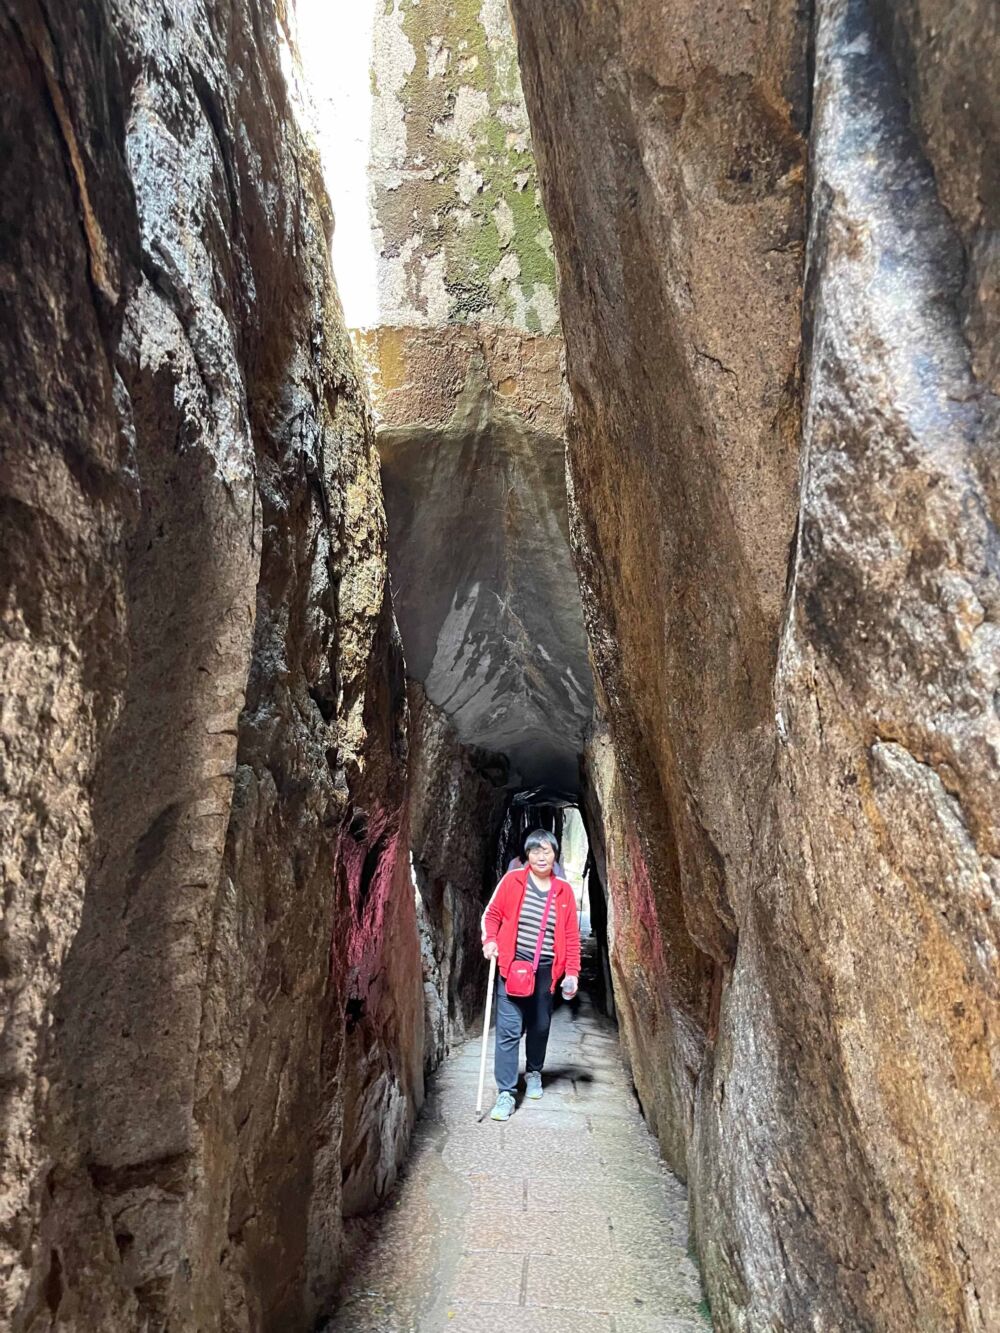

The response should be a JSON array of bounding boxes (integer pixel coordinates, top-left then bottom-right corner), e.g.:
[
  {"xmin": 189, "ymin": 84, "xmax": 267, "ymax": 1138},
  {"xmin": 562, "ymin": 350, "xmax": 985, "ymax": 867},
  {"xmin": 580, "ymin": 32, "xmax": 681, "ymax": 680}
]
[
  {"xmin": 490, "ymin": 1091, "xmax": 516, "ymax": 1121},
  {"xmin": 525, "ymin": 1071, "xmax": 543, "ymax": 1100}
]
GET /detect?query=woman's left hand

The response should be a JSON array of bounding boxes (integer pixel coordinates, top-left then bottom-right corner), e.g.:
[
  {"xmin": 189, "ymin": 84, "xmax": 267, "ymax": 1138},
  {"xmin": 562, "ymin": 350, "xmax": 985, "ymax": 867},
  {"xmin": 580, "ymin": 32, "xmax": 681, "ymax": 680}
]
[{"xmin": 561, "ymin": 974, "xmax": 579, "ymax": 998}]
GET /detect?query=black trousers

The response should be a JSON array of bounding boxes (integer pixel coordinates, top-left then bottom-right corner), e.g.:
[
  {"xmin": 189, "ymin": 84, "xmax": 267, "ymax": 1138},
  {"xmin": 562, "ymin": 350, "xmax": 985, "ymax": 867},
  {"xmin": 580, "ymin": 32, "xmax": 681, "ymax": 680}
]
[{"xmin": 495, "ymin": 962, "xmax": 553, "ymax": 1094}]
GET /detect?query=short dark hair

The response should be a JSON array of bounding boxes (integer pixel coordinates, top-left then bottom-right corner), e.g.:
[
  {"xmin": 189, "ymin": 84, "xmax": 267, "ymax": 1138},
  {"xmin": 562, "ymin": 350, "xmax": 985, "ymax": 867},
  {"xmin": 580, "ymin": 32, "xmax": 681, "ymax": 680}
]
[{"xmin": 524, "ymin": 829, "xmax": 559, "ymax": 856}]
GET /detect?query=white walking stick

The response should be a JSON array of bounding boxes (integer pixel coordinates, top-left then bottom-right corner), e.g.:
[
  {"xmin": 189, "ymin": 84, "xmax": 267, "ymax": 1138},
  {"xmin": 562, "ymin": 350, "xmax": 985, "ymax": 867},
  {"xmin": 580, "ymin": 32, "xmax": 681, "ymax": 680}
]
[{"xmin": 475, "ymin": 954, "xmax": 497, "ymax": 1120}]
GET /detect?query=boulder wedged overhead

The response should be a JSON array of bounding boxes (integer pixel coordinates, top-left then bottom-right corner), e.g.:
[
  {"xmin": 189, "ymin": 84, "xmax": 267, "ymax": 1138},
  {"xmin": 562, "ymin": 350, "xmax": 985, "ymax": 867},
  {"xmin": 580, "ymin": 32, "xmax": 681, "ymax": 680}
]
[{"xmin": 367, "ymin": 326, "xmax": 591, "ymax": 790}]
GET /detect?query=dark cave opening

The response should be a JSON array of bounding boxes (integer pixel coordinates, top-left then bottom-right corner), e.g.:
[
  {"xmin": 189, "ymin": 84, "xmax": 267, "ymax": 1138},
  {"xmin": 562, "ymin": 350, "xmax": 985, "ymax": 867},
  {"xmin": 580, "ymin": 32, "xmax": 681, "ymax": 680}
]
[{"xmin": 493, "ymin": 784, "xmax": 615, "ymax": 1023}]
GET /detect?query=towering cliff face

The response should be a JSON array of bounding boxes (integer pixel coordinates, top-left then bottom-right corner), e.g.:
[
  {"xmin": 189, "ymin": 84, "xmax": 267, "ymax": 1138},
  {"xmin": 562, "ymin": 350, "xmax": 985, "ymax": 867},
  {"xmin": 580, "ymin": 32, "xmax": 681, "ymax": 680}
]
[
  {"xmin": 370, "ymin": 0, "xmax": 558, "ymax": 333},
  {"xmin": 0, "ymin": 1, "xmax": 422, "ymax": 1328},
  {"xmin": 511, "ymin": 1, "xmax": 999, "ymax": 1329},
  {"xmin": 511, "ymin": 0, "xmax": 806, "ymax": 1189}
]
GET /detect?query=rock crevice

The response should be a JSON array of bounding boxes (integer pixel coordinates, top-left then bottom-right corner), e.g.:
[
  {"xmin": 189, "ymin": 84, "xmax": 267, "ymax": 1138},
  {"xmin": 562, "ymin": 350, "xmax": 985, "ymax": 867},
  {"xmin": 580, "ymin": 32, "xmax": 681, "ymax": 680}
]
[{"xmin": 4, "ymin": 1, "xmax": 998, "ymax": 1330}]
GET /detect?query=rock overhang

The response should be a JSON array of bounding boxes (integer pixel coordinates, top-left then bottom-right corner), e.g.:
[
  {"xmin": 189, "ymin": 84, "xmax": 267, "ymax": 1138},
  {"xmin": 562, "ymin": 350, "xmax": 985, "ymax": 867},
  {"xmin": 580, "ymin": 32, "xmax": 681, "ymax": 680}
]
[{"xmin": 362, "ymin": 325, "xmax": 592, "ymax": 791}]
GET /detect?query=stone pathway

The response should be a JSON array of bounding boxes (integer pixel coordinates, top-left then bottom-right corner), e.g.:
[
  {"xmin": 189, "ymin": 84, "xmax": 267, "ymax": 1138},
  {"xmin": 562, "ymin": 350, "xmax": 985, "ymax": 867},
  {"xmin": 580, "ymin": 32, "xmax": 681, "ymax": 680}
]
[{"xmin": 326, "ymin": 986, "xmax": 712, "ymax": 1332}]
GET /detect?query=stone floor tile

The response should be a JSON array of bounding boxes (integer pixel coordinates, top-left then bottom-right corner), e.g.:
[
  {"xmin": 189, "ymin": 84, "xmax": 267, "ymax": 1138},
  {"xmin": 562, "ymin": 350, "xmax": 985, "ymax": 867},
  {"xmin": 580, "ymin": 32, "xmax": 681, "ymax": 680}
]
[
  {"xmin": 326, "ymin": 1003, "xmax": 711, "ymax": 1329},
  {"xmin": 464, "ymin": 1170, "xmax": 515, "ymax": 1198},
  {"xmin": 579, "ymin": 1104, "xmax": 647, "ymax": 1126},
  {"xmin": 525, "ymin": 1254, "xmax": 706, "ymax": 1316},
  {"xmin": 594, "ymin": 1153, "xmax": 678, "ymax": 1187},
  {"xmin": 440, "ymin": 1305, "xmax": 613, "ymax": 1332},
  {"xmin": 580, "ymin": 1033, "xmax": 622, "ymax": 1049},
  {"xmin": 446, "ymin": 1250, "xmax": 524, "ymax": 1305},
  {"xmin": 615, "ymin": 1315, "xmax": 712, "ymax": 1332},
  {"xmin": 506, "ymin": 1104, "xmax": 591, "ymax": 1130},
  {"xmin": 600, "ymin": 1181, "xmax": 684, "ymax": 1219},
  {"xmin": 505, "ymin": 1130, "xmax": 603, "ymax": 1165},
  {"xmin": 608, "ymin": 1212, "xmax": 689, "ymax": 1256},
  {"xmin": 441, "ymin": 1145, "xmax": 508, "ymax": 1176},
  {"xmin": 524, "ymin": 1177, "xmax": 620, "ymax": 1214},
  {"xmin": 461, "ymin": 1205, "xmax": 612, "ymax": 1255}
]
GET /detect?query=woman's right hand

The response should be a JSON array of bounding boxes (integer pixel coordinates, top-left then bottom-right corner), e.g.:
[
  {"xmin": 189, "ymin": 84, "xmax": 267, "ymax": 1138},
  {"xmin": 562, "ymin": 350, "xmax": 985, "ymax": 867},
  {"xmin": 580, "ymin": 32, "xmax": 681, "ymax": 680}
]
[{"xmin": 483, "ymin": 939, "xmax": 499, "ymax": 960}]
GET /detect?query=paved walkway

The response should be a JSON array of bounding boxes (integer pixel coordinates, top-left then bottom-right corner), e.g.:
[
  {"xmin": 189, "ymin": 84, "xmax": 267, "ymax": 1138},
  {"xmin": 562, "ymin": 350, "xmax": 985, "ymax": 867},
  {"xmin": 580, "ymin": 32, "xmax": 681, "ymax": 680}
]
[{"xmin": 326, "ymin": 984, "xmax": 712, "ymax": 1333}]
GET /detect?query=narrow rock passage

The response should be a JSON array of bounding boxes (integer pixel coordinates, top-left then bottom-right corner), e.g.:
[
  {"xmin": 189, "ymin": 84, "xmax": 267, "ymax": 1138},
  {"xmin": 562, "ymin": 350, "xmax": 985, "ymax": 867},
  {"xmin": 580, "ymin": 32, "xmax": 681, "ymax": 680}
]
[{"xmin": 327, "ymin": 980, "xmax": 711, "ymax": 1332}]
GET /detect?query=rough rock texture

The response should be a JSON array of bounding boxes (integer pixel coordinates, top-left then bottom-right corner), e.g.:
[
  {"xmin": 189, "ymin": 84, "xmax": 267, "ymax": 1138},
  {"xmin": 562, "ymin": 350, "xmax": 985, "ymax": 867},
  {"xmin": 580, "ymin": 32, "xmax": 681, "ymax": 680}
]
[
  {"xmin": 0, "ymin": 1, "xmax": 422, "ymax": 1328},
  {"xmin": 582, "ymin": 718, "xmax": 698, "ymax": 1175},
  {"xmin": 512, "ymin": 0, "xmax": 999, "ymax": 1329},
  {"xmin": 362, "ymin": 0, "xmax": 591, "ymax": 795},
  {"xmin": 359, "ymin": 323, "xmax": 565, "ymax": 435},
  {"xmin": 406, "ymin": 685, "xmax": 508, "ymax": 1072},
  {"xmin": 871, "ymin": 0, "xmax": 1000, "ymax": 394},
  {"xmin": 706, "ymin": 5, "xmax": 1000, "ymax": 1325},
  {"xmin": 368, "ymin": 326, "xmax": 591, "ymax": 790},
  {"xmin": 371, "ymin": 0, "xmax": 557, "ymax": 332},
  {"xmin": 510, "ymin": 0, "xmax": 806, "ymax": 1170}
]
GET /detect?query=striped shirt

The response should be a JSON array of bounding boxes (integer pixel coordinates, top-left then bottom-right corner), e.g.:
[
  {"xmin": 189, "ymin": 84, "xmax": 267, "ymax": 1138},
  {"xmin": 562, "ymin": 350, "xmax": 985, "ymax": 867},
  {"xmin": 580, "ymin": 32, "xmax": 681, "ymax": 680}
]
[{"xmin": 515, "ymin": 875, "xmax": 557, "ymax": 961}]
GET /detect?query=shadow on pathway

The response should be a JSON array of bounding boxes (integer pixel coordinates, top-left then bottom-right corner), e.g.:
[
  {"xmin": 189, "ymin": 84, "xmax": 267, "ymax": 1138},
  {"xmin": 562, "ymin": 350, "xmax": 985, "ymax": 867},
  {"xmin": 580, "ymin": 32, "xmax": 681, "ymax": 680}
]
[{"xmin": 325, "ymin": 990, "xmax": 713, "ymax": 1332}]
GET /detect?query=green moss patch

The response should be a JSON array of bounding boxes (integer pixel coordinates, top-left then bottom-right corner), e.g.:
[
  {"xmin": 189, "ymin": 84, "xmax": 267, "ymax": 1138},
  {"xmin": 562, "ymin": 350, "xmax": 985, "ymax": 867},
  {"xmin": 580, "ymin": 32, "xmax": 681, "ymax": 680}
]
[{"xmin": 378, "ymin": 0, "xmax": 557, "ymax": 327}]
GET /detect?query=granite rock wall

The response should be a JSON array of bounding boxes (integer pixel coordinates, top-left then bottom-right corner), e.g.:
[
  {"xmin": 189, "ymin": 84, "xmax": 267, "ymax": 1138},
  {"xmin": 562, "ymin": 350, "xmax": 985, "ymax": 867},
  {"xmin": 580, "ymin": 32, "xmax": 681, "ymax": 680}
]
[
  {"xmin": 0, "ymin": 1, "xmax": 422, "ymax": 1328},
  {"xmin": 511, "ymin": 0, "xmax": 999, "ymax": 1328},
  {"xmin": 407, "ymin": 685, "xmax": 508, "ymax": 1072}
]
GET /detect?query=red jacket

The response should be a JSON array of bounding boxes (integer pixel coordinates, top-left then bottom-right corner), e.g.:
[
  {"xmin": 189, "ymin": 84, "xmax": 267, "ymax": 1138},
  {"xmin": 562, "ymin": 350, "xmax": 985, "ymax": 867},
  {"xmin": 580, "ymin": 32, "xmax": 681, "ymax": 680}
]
[{"xmin": 481, "ymin": 866, "xmax": 581, "ymax": 992}]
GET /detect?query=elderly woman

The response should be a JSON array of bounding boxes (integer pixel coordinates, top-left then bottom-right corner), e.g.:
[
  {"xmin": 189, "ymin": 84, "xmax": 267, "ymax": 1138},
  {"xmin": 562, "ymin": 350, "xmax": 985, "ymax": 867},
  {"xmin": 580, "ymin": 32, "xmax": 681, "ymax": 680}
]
[{"xmin": 481, "ymin": 829, "xmax": 581, "ymax": 1121}]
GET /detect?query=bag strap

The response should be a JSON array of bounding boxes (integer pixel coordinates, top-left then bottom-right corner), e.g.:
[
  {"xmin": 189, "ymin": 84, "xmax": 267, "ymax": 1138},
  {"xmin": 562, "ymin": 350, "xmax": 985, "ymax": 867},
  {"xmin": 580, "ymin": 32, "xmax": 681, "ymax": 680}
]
[{"xmin": 530, "ymin": 879, "xmax": 559, "ymax": 973}]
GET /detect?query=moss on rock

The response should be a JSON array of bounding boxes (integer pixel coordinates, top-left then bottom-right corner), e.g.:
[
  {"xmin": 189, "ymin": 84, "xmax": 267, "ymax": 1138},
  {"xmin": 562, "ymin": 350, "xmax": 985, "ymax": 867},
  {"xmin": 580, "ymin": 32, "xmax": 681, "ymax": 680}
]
[{"xmin": 373, "ymin": 0, "xmax": 558, "ymax": 331}]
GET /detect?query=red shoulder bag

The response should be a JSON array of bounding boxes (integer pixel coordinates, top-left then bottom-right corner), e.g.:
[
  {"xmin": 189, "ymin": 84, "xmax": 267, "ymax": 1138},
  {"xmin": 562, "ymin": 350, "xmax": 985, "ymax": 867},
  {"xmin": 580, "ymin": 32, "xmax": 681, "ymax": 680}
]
[{"xmin": 505, "ymin": 883, "xmax": 558, "ymax": 997}]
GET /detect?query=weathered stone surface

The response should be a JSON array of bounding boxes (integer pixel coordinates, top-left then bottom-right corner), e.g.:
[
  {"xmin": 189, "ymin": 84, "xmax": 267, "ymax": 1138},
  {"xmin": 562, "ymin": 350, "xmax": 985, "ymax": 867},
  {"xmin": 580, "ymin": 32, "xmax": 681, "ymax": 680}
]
[
  {"xmin": 407, "ymin": 684, "xmax": 508, "ymax": 1071},
  {"xmin": 871, "ymin": 0, "xmax": 1000, "ymax": 392},
  {"xmin": 703, "ymin": 5, "xmax": 999, "ymax": 1325},
  {"xmin": 509, "ymin": 0, "xmax": 807, "ymax": 1164},
  {"xmin": 371, "ymin": 0, "xmax": 557, "ymax": 332},
  {"xmin": 372, "ymin": 329, "xmax": 590, "ymax": 790},
  {"xmin": 0, "ymin": 1, "xmax": 422, "ymax": 1328},
  {"xmin": 512, "ymin": 0, "xmax": 999, "ymax": 1329},
  {"xmin": 583, "ymin": 719, "xmax": 703, "ymax": 1178},
  {"xmin": 359, "ymin": 324, "xmax": 564, "ymax": 438},
  {"xmin": 325, "ymin": 993, "xmax": 709, "ymax": 1332},
  {"xmin": 1, "ymin": 3, "xmax": 137, "ymax": 1321}
]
